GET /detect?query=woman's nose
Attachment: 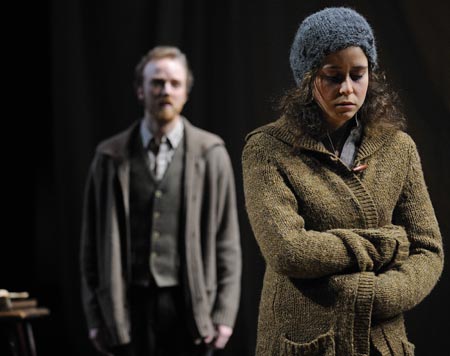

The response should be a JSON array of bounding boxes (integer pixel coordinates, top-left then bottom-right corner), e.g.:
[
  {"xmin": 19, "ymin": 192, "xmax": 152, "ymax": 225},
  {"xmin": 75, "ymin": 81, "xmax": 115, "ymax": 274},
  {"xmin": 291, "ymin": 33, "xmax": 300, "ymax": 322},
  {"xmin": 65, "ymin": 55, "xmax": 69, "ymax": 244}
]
[{"xmin": 339, "ymin": 77, "xmax": 354, "ymax": 95}]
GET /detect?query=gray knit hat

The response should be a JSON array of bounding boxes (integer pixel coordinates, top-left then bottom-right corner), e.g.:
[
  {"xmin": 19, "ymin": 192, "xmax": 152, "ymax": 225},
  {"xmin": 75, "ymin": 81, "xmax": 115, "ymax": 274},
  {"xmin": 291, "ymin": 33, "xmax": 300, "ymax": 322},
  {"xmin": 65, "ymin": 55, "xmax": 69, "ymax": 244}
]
[{"xmin": 290, "ymin": 7, "xmax": 377, "ymax": 86}]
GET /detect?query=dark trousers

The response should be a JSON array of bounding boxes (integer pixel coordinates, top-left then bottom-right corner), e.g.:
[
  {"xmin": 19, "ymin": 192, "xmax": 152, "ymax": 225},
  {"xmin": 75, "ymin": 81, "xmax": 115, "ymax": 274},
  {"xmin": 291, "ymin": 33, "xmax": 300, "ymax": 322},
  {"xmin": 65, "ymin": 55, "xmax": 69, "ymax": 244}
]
[{"xmin": 110, "ymin": 285, "xmax": 213, "ymax": 356}]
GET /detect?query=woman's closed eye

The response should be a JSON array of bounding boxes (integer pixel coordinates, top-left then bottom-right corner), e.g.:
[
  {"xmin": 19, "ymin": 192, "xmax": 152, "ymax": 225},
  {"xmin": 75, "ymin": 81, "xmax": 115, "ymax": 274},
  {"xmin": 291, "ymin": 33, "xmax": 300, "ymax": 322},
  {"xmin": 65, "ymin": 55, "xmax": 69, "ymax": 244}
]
[
  {"xmin": 350, "ymin": 73, "xmax": 364, "ymax": 81},
  {"xmin": 323, "ymin": 73, "xmax": 364, "ymax": 84},
  {"xmin": 323, "ymin": 75, "xmax": 343, "ymax": 84}
]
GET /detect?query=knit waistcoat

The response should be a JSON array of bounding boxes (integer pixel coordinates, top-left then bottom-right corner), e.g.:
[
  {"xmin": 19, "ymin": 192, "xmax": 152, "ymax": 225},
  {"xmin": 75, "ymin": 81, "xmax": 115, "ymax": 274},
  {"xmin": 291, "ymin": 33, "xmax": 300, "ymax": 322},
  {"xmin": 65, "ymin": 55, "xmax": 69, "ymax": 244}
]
[{"xmin": 129, "ymin": 135, "xmax": 184, "ymax": 287}]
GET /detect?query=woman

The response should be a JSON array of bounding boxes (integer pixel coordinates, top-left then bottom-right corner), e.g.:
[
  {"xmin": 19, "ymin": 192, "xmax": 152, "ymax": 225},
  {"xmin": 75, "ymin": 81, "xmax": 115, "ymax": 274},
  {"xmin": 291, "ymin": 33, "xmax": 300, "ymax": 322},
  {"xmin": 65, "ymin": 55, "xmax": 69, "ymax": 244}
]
[{"xmin": 242, "ymin": 7, "xmax": 443, "ymax": 356}]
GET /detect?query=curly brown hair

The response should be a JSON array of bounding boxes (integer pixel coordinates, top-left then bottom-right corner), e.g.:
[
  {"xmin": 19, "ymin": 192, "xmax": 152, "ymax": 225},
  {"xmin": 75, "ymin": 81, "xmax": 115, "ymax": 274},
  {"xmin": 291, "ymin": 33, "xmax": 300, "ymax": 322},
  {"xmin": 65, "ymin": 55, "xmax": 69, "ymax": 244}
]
[{"xmin": 279, "ymin": 70, "xmax": 406, "ymax": 140}]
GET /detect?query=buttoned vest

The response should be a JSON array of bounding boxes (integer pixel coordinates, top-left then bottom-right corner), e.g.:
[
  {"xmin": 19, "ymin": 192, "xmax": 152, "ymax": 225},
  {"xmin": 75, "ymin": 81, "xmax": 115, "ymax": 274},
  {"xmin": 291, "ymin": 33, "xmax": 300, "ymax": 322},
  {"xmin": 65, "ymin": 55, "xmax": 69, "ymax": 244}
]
[{"xmin": 129, "ymin": 133, "xmax": 184, "ymax": 287}]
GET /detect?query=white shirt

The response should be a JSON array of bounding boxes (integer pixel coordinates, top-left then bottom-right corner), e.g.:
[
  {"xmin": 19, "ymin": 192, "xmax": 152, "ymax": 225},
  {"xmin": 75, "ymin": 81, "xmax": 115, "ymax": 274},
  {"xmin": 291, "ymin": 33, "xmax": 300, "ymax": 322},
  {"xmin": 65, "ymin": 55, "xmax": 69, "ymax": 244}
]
[{"xmin": 140, "ymin": 119, "xmax": 184, "ymax": 180}]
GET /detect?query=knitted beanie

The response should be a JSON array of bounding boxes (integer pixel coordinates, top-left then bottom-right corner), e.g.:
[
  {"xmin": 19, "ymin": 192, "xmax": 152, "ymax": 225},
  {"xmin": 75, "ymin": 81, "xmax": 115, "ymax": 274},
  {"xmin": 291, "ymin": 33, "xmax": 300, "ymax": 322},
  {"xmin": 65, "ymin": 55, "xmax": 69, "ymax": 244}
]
[{"xmin": 290, "ymin": 7, "xmax": 377, "ymax": 86}]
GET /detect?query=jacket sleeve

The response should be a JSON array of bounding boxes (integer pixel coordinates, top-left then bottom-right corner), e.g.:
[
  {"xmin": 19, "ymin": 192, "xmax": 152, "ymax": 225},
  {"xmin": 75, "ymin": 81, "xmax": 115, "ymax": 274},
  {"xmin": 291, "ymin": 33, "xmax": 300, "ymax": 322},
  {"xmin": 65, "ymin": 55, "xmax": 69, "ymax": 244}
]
[
  {"xmin": 80, "ymin": 155, "xmax": 103, "ymax": 330},
  {"xmin": 242, "ymin": 135, "xmax": 409, "ymax": 279},
  {"xmin": 371, "ymin": 139, "xmax": 444, "ymax": 319},
  {"xmin": 208, "ymin": 145, "xmax": 242, "ymax": 328}
]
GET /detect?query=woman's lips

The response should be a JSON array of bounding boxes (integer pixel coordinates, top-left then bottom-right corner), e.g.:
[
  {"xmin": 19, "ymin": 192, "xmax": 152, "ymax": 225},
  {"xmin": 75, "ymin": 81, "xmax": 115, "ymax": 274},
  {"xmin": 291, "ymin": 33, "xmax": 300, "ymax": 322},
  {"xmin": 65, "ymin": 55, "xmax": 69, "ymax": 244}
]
[{"xmin": 335, "ymin": 102, "xmax": 355, "ymax": 110}]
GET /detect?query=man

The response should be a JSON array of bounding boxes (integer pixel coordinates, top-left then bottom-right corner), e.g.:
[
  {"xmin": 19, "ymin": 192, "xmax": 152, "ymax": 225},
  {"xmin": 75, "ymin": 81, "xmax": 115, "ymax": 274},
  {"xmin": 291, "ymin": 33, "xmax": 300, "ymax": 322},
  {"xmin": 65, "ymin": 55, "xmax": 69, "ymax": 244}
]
[{"xmin": 80, "ymin": 46, "xmax": 241, "ymax": 356}]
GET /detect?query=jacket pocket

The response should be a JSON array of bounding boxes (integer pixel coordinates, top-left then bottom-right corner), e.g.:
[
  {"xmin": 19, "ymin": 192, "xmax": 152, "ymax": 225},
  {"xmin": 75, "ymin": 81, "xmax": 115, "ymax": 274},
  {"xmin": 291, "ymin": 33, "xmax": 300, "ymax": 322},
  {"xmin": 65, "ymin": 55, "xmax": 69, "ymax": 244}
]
[
  {"xmin": 279, "ymin": 330, "xmax": 335, "ymax": 356},
  {"xmin": 401, "ymin": 339, "xmax": 415, "ymax": 356}
]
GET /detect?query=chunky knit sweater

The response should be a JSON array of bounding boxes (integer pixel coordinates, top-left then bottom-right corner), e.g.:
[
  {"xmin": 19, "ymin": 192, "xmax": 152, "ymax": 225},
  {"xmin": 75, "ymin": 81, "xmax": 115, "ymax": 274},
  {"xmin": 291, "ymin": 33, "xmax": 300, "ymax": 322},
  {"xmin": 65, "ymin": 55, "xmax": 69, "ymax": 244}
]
[{"xmin": 242, "ymin": 116, "xmax": 443, "ymax": 356}]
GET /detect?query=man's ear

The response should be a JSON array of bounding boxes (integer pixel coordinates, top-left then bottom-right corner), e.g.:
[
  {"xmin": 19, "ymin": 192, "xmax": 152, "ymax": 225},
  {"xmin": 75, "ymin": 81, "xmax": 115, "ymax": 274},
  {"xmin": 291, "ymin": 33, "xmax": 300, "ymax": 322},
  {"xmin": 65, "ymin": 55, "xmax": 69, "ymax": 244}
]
[{"xmin": 137, "ymin": 86, "xmax": 144, "ymax": 100}]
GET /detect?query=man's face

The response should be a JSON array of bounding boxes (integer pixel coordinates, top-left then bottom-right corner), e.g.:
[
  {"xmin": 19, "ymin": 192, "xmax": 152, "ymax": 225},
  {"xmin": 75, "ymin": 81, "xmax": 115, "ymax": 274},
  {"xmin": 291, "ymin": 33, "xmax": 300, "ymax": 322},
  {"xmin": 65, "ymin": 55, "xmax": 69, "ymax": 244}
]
[{"xmin": 138, "ymin": 57, "xmax": 188, "ymax": 124}]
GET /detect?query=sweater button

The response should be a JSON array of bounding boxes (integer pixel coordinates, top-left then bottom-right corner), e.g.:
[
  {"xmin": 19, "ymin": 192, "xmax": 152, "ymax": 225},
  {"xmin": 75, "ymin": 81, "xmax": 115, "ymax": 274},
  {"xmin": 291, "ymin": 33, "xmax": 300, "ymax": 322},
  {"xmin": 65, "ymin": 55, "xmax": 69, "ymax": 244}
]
[
  {"xmin": 155, "ymin": 190, "xmax": 163, "ymax": 198},
  {"xmin": 352, "ymin": 164, "xmax": 368, "ymax": 172}
]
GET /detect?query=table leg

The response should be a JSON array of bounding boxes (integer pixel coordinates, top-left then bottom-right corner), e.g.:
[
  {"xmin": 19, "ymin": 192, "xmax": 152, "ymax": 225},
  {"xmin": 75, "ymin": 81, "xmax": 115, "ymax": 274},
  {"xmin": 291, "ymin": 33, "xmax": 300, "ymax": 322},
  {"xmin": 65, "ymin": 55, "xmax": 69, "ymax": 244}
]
[{"xmin": 24, "ymin": 322, "xmax": 36, "ymax": 356}]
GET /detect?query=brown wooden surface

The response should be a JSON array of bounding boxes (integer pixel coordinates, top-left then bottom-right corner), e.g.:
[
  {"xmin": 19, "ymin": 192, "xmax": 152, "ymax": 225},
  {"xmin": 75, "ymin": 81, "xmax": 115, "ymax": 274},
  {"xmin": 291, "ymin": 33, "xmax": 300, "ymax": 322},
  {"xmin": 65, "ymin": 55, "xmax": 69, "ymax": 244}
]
[
  {"xmin": 0, "ymin": 308, "xmax": 50, "ymax": 321},
  {"xmin": 11, "ymin": 299, "xmax": 38, "ymax": 310}
]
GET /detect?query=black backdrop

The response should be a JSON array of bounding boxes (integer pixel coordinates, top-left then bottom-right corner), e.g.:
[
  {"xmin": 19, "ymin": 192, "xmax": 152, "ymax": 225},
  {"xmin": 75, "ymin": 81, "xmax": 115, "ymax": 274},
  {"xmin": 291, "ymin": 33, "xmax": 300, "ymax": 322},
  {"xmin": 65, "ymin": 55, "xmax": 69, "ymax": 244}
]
[{"xmin": 3, "ymin": 0, "xmax": 449, "ymax": 355}]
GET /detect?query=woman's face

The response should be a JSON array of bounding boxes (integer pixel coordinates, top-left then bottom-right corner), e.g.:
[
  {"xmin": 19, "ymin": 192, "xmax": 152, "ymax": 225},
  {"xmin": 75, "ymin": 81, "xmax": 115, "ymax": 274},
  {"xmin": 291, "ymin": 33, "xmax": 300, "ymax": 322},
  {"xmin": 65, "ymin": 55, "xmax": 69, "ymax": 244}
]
[{"xmin": 313, "ymin": 46, "xmax": 369, "ymax": 130}]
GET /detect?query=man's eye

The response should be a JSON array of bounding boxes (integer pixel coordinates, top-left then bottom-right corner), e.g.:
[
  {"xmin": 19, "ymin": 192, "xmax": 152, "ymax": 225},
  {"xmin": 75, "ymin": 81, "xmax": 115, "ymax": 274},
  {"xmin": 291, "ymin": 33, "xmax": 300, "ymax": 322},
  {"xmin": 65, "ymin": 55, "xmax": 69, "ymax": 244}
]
[{"xmin": 151, "ymin": 79, "xmax": 164, "ymax": 87}]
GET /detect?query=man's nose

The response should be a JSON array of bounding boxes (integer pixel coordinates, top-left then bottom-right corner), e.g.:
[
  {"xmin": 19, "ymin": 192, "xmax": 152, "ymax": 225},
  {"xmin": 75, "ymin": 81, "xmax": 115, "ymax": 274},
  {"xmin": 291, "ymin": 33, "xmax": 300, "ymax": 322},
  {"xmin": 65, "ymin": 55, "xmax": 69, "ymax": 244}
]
[
  {"xmin": 339, "ymin": 77, "xmax": 354, "ymax": 95},
  {"xmin": 160, "ymin": 82, "xmax": 171, "ymax": 95}
]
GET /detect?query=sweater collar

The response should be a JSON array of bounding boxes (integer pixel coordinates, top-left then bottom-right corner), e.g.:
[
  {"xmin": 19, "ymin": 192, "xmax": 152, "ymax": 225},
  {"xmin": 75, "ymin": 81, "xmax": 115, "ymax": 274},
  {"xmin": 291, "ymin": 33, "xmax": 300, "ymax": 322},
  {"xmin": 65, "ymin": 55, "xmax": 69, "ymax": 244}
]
[{"xmin": 247, "ymin": 116, "xmax": 396, "ymax": 160}]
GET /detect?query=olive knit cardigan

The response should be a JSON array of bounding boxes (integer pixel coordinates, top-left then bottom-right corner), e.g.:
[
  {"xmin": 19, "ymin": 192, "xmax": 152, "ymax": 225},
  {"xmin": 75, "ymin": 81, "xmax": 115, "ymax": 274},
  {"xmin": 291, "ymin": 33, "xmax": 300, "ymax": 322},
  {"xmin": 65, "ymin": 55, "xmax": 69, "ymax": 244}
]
[{"xmin": 242, "ymin": 116, "xmax": 443, "ymax": 356}]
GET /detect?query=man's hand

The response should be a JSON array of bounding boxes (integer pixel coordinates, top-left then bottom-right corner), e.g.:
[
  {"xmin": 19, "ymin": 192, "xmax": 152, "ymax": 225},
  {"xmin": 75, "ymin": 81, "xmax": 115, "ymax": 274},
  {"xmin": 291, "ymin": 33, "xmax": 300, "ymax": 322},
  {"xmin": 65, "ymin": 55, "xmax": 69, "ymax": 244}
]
[
  {"xmin": 89, "ymin": 328, "xmax": 113, "ymax": 356},
  {"xmin": 208, "ymin": 324, "xmax": 233, "ymax": 349}
]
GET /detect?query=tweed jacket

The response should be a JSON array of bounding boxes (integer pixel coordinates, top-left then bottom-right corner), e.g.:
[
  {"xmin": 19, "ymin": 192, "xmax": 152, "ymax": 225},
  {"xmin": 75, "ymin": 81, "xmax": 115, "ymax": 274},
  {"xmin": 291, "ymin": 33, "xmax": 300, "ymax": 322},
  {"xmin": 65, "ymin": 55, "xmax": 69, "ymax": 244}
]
[
  {"xmin": 242, "ymin": 116, "xmax": 443, "ymax": 356},
  {"xmin": 80, "ymin": 118, "xmax": 241, "ymax": 346}
]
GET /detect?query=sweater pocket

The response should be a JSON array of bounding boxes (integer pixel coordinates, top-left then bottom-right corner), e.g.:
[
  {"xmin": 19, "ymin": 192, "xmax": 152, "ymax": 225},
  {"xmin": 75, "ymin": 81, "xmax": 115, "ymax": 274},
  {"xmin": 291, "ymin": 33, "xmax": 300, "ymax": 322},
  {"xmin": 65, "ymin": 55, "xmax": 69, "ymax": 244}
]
[{"xmin": 279, "ymin": 330, "xmax": 335, "ymax": 356}]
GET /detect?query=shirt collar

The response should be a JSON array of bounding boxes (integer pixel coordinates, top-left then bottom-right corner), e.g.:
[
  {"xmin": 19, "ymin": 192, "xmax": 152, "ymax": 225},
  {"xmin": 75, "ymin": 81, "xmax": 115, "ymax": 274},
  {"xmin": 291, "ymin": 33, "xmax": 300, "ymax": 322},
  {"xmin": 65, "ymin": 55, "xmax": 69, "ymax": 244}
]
[{"xmin": 140, "ymin": 118, "xmax": 184, "ymax": 149}]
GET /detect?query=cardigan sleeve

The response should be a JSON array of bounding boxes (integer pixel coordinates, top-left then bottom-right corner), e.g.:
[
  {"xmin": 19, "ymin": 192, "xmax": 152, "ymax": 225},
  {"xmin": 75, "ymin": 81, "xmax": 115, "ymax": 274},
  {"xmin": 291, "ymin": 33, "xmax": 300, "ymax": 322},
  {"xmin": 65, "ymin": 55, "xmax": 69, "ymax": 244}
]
[
  {"xmin": 80, "ymin": 154, "xmax": 104, "ymax": 330},
  {"xmin": 208, "ymin": 145, "xmax": 242, "ymax": 328},
  {"xmin": 242, "ymin": 135, "xmax": 410, "ymax": 279},
  {"xmin": 371, "ymin": 138, "xmax": 444, "ymax": 319}
]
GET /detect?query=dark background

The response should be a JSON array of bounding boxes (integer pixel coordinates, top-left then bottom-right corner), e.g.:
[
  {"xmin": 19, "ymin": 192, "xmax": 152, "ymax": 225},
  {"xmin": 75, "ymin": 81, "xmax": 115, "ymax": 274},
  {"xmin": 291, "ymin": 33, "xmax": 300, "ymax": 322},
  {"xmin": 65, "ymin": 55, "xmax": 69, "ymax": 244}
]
[{"xmin": 3, "ymin": 0, "xmax": 449, "ymax": 355}]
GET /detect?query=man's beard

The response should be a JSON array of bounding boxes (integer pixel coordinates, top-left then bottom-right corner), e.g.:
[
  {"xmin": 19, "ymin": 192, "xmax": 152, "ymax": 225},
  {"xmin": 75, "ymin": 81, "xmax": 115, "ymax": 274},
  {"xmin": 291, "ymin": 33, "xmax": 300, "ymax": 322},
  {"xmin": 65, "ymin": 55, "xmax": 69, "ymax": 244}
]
[{"xmin": 153, "ymin": 105, "xmax": 180, "ymax": 122}]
